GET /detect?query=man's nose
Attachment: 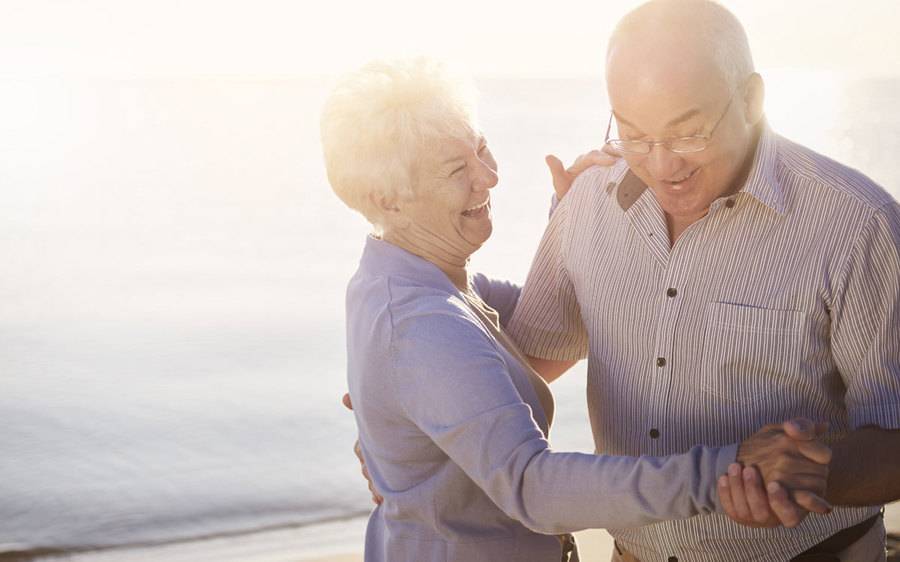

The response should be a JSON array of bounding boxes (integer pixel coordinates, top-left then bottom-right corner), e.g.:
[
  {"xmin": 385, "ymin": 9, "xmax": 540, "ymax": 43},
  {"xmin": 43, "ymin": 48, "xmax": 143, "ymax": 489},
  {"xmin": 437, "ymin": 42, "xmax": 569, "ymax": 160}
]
[{"xmin": 644, "ymin": 145, "xmax": 685, "ymax": 181}]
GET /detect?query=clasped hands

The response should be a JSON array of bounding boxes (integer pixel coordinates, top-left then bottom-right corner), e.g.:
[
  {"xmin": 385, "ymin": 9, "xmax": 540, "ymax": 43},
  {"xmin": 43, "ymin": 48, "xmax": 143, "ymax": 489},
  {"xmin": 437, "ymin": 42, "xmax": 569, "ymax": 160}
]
[
  {"xmin": 343, "ymin": 393, "xmax": 832, "ymax": 529},
  {"xmin": 722, "ymin": 418, "xmax": 832, "ymax": 528}
]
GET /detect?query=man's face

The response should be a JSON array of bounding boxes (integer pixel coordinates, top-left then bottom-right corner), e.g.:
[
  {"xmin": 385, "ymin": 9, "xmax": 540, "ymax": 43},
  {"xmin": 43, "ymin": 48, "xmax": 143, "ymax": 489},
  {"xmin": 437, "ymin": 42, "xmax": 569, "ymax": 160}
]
[{"xmin": 607, "ymin": 46, "xmax": 759, "ymax": 224}]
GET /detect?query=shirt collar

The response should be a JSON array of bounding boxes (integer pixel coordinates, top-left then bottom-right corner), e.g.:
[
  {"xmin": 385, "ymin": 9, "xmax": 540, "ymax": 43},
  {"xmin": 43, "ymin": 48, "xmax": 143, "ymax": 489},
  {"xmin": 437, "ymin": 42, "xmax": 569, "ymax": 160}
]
[
  {"xmin": 741, "ymin": 122, "xmax": 786, "ymax": 214},
  {"xmin": 358, "ymin": 235, "xmax": 461, "ymax": 295},
  {"xmin": 614, "ymin": 122, "xmax": 785, "ymax": 215}
]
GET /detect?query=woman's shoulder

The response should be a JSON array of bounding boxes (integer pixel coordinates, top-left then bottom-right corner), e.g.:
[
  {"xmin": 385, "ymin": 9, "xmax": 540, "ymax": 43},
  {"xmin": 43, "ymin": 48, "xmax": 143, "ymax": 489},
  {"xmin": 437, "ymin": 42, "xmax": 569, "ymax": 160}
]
[{"xmin": 348, "ymin": 271, "xmax": 479, "ymax": 334}]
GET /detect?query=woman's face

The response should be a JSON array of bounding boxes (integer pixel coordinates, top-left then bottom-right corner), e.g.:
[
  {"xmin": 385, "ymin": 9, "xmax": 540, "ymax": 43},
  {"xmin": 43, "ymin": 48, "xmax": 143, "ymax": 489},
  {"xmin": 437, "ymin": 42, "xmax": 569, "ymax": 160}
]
[{"xmin": 398, "ymin": 133, "xmax": 498, "ymax": 258}]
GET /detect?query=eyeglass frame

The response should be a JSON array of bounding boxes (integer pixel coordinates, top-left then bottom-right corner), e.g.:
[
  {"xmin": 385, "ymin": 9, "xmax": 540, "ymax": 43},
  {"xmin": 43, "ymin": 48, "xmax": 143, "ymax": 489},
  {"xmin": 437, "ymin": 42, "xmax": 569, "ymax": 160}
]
[{"xmin": 604, "ymin": 91, "xmax": 737, "ymax": 155}]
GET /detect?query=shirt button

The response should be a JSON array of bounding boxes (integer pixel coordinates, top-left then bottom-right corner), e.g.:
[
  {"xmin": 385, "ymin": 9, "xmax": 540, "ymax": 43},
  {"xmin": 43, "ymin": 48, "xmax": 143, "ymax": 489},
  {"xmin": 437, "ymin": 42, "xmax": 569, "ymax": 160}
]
[
  {"xmin": 656, "ymin": 357, "xmax": 667, "ymax": 367},
  {"xmin": 650, "ymin": 428, "xmax": 660, "ymax": 439},
  {"xmin": 666, "ymin": 287, "xmax": 678, "ymax": 298},
  {"xmin": 725, "ymin": 198, "xmax": 736, "ymax": 208},
  {"xmin": 607, "ymin": 181, "xmax": 617, "ymax": 190}
]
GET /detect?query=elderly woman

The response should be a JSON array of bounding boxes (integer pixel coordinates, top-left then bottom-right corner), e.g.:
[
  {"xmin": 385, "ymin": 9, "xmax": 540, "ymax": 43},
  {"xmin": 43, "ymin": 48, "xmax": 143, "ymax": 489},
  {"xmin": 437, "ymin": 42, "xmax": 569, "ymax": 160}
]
[{"xmin": 320, "ymin": 58, "xmax": 829, "ymax": 562}]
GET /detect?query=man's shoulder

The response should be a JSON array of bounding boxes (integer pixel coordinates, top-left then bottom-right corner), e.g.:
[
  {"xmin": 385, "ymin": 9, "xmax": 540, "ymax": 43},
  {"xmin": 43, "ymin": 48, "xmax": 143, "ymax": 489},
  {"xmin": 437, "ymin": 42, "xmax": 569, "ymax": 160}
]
[
  {"xmin": 776, "ymin": 135, "xmax": 895, "ymax": 213},
  {"xmin": 568, "ymin": 159, "xmax": 631, "ymax": 202}
]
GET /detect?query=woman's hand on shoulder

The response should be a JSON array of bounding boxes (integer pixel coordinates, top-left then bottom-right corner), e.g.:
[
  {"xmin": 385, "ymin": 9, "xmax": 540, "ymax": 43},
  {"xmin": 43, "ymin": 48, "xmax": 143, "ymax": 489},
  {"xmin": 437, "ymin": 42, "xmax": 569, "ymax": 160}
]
[{"xmin": 546, "ymin": 145, "xmax": 620, "ymax": 200}]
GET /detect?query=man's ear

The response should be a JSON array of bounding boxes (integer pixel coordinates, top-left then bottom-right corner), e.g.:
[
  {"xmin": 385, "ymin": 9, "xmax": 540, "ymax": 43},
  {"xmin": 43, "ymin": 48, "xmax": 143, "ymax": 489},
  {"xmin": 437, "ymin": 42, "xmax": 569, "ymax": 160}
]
[{"xmin": 742, "ymin": 73, "xmax": 765, "ymax": 126}]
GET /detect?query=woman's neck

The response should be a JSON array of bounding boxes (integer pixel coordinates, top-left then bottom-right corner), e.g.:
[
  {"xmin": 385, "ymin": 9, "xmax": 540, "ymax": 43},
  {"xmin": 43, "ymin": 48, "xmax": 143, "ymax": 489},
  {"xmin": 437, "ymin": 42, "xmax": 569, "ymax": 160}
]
[{"xmin": 382, "ymin": 229, "xmax": 472, "ymax": 292}]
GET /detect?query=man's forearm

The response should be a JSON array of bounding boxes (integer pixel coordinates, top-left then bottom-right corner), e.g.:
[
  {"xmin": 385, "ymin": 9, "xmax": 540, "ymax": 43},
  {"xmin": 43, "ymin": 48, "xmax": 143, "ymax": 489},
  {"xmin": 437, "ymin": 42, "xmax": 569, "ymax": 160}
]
[{"xmin": 826, "ymin": 426, "xmax": 900, "ymax": 506}]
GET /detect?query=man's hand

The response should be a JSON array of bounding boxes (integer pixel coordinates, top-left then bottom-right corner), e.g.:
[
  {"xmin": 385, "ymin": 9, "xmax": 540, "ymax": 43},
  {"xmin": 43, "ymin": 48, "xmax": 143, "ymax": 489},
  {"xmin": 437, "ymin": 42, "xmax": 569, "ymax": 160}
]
[
  {"xmin": 719, "ymin": 464, "xmax": 831, "ymax": 528},
  {"xmin": 342, "ymin": 392, "xmax": 383, "ymax": 505},
  {"xmin": 722, "ymin": 419, "xmax": 832, "ymax": 528},
  {"xmin": 546, "ymin": 146, "xmax": 620, "ymax": 199}
]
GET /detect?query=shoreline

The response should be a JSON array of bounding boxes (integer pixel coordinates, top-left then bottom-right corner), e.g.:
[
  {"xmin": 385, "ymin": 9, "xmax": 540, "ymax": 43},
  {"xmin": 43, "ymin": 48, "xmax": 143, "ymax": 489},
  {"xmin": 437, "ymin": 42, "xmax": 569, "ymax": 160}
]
[
  {"xmin": 19, "ymin": 517, "xmax": 370, "ymax": 562},
  {"xmin": 17, "ymin": 504, "xmax": 899, "ymax": 562}
]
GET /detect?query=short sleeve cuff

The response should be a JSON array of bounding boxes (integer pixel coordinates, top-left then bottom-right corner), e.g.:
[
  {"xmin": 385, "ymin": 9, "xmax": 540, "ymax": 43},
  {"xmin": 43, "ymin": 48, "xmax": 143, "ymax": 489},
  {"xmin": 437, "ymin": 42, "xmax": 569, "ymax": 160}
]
[{"xmin": 506, "ymin": 323, "xmax": 588, "ymax": 362}]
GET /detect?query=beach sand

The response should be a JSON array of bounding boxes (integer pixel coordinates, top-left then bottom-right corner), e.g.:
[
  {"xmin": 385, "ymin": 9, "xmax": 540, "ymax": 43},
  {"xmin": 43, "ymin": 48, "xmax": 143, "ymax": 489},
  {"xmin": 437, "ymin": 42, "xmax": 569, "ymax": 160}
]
[
  {"xmin": 296, "ymin": 504, "xmax": 900, "ymax": 562},
  {"xmin": 295, "ymin": 528, "xmax": 614, "ymax": 562},
  {"xmin": 31, "ymin": 504, "xmax": 897, "ymax": 562}
]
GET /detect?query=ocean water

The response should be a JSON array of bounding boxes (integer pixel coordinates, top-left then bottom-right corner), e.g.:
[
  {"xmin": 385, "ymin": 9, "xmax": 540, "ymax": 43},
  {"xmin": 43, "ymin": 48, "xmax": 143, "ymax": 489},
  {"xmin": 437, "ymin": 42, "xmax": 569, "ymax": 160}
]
[{"xmin": 1, "ymin": 74, "xmax": 898, "ymax": 559}]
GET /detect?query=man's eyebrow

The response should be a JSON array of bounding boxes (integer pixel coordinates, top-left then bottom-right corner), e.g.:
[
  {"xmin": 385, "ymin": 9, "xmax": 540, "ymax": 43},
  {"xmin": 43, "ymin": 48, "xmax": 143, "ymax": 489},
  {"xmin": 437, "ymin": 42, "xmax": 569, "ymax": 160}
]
[
  {"xmin": 612, "ymin": 111, "xmax": 639, "ymax": 131},
  {"xmin": 613, "ymin": 108, "xmax": 702, "ymax": 132},
  {"xmin": 665, "ymin": 108, "xmax": 701, "ymax": 128}
]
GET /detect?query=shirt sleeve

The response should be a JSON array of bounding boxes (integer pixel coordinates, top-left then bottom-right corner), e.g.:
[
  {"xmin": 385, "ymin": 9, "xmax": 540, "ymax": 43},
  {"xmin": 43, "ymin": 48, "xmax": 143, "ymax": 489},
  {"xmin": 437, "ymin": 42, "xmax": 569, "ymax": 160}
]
[
  {"xmin": 831, "ymin": 200, "xmax": 900, "ymax": 430},
  {"xmin": 390, "ymin": 305, "xmax": 737, "ymax": 535},
  {"xmin": 471, "ymin": 273, "xmax": 521, "ymax": 328},
  {"xmin": 506, "ymin": 198, "xmax": 589, "ymax": 361}
]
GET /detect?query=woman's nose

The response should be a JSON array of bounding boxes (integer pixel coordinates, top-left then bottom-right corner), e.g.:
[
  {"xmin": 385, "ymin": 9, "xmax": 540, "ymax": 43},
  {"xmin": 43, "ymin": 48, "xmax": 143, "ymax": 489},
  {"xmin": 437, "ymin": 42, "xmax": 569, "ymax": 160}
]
[{"xmin": 472, "ymin": 160, "xmax": 498, "ymax": 191}]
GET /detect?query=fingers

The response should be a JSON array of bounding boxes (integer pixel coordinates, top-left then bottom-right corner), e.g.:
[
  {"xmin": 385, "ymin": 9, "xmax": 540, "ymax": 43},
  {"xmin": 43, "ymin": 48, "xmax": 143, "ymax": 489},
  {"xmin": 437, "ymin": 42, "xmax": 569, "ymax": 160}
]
[
  {"xmin": 727, "ymin": 463, "xmax": 753, "ymax": 521},
  {"xmin": 742, "ymin": 466, "xmax": 776, "ymax": 524},
  {"xmin": 718, "ymin": 475, "xmax": 736, "ymax": 518},
  {"xmin": 766, "ymin": 481, "xmax": 803, "ymax": 528},
  {"xmin": 354, "ymin": 439, "xmax": 383, "ymax": 505},
  {"xmin": 546, "ymin": 149, "xmax": 619, "ymax": 200},
  {"xmin": 782, "ymin": 418, "xmax": 816, "ymax": 440},
  {"xmin": 342, "ymin": 392, "xmax": 353, "ymax": 410},
  {"xmin": 781, "ymin": 419, "xmax": 830, "ymax": 442},
  {"xmin": 793, "ymin": 490, "xmax": 831, "ymax": 515},
  {"xmin": 361, "ymin": 464, "xmax": 384, "ymax": 505},
  {"xmin": 602, "ymin": 143, "xmax": 621, "ymax": 158},
  {"xmin": 568, "ymin": 150, "xmax": 617, "ymax": 175},
  {"xmin": 720, "ymin": 467, "xmax": 777, "ymax": 528},
  {"xmin": 545, "ymin": 154, "xmax": 572, "ymax": 198},
  {"xmin": 796, "ymin": 438, "xmax": 833, "ymax": 465}
]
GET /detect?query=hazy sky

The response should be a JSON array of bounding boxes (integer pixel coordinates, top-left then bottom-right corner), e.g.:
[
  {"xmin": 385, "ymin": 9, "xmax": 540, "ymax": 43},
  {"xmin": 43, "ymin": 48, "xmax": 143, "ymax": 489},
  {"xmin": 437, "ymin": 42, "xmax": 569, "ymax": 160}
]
[{"xmin": 2, "ymin": 0, "xmax": 898, "ymax": 79}]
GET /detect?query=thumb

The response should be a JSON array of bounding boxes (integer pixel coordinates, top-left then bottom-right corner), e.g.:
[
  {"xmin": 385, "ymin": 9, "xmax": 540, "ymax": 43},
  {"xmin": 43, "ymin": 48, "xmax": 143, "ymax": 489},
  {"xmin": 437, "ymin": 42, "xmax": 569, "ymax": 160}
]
[
  {"xmin": 783, "ymin": 418, "xmax": 816, "ymax": 440},
  {"xmin": 342, "ymin": 392, "xmax": 353, "ymax": 411},
  {"xmin": 545, "ymin": 154, "xmax": 572, "ymax": 198}
]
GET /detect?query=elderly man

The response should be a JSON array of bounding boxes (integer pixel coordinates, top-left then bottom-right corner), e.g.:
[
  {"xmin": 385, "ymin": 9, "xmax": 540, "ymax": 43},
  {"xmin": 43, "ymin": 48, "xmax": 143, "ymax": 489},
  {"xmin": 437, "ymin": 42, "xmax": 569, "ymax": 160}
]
[{"xmin": 512, "ymin": 1, "xmax": 900, "ymax": 561}]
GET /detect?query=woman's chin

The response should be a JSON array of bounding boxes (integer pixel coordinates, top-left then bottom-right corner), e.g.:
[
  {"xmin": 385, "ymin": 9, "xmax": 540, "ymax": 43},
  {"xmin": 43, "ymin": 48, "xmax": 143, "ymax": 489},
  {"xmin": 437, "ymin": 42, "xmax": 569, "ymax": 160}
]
[{"xmin": 466, "ymin": 224, "xmax": 493, "ymax": 250}]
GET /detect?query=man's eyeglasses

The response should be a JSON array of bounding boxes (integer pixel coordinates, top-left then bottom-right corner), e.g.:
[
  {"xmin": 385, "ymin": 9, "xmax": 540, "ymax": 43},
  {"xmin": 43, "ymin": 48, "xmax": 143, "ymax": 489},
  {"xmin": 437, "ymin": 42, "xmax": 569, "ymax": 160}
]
[{"xmin": 604, "ymin": 93, "xmax": 736, "ymax": 155}]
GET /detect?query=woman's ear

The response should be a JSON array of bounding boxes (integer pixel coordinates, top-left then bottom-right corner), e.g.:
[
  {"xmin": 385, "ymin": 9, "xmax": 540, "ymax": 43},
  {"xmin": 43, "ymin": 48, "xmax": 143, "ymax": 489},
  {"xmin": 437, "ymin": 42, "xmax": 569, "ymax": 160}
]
[
  {"xmin": 370, "ymin": 191, "xmax": 409, "ymax": 229},
  {"xmin": 742, "ymin": 73, "xmax": 765, "ymax": 126}
]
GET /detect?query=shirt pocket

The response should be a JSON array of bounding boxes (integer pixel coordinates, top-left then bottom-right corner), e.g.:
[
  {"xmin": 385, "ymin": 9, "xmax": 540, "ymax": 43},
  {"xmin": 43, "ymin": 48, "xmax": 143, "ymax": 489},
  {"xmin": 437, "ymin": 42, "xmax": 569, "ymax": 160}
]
[{"xmin": 700, "ymin": 302, "xmax": 805, "ymax": 405}]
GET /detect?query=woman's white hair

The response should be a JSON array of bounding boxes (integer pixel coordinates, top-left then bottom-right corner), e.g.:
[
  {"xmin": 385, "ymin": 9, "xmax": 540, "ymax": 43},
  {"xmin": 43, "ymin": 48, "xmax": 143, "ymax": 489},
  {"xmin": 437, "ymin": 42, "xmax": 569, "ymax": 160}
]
[
  {"xmin": 608, "ymin": 0, "xmax": 755, "ymax": 89},
  {"xmin": 320, "ymin": 57, "xmax": 478, "ymax": 231}
]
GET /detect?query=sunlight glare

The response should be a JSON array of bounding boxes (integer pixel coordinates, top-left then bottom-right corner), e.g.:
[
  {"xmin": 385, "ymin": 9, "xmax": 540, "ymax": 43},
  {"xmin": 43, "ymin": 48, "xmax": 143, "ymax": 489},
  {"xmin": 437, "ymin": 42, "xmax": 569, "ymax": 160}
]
[{"xmin": 762, "ymin": 68, "xmax": 844, "ymax": 149}]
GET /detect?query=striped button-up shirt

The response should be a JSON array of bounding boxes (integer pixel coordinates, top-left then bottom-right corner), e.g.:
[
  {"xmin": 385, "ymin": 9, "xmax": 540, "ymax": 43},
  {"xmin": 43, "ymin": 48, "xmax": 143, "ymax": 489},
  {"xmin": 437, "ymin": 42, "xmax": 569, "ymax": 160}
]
[{"xmin": 507, "ymin": 126, "xmax": 900, "ymax": 562}]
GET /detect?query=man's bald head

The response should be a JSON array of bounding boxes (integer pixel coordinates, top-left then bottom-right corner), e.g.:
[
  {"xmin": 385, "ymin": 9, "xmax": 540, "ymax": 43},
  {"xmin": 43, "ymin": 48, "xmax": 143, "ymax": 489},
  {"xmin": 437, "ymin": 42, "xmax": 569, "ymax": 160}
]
[
  {"xmin": 607, "ymin": 0, "xmax": 754, "ymax": 91},
  {"xmin": 603, "ymin": 0, "xmax": 766, "ymax": 236}
]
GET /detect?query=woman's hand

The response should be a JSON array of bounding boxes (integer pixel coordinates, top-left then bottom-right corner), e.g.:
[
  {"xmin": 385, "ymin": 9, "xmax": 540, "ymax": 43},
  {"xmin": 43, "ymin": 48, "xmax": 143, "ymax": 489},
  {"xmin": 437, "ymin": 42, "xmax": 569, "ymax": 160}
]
[
  {"xmin": 721, "ymin": 419, "xmax": 832, "ymax": 528},
  {"xmin": 343, "ymin": 392, "xmax": 384, "ymax": 505},
  {"xmin": 546, "ymin": 145, "xmax": 620, "ymax": 199}
]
